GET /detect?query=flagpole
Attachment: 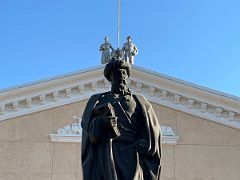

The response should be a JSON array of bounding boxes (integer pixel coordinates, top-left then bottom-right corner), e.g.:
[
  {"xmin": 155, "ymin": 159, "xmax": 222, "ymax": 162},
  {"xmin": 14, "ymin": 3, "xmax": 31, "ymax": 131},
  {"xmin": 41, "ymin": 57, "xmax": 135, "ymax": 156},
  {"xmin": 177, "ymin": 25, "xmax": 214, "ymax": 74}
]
[{"xmin": 117, "ymin": 0, "xmax": 120, "ymax": 48}]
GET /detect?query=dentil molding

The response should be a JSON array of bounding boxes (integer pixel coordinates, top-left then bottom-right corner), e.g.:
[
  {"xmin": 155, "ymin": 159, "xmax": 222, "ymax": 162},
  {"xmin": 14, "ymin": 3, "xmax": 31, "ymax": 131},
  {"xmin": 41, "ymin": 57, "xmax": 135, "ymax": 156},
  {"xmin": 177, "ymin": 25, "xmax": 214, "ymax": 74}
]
[{"xmin": 0, "ymin": 65, "xmax": 240, "ymax": 130}]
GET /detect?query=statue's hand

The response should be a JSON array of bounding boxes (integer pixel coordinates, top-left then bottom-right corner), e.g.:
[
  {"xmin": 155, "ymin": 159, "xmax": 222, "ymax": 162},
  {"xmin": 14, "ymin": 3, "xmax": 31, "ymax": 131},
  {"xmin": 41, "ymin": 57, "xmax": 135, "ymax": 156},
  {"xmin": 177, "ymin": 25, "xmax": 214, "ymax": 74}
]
[{"xmin": 102, "ymin": 115, "xmax": 118, "ymax": 128}]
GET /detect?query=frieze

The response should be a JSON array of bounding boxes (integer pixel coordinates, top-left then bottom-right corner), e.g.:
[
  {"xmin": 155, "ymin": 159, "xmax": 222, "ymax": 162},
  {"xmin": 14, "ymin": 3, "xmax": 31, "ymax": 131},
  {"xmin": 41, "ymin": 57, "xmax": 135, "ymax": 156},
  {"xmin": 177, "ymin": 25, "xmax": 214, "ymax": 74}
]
[{"xmin": 0, "ymin": 66, "xmax": 240, "ymax": 130}]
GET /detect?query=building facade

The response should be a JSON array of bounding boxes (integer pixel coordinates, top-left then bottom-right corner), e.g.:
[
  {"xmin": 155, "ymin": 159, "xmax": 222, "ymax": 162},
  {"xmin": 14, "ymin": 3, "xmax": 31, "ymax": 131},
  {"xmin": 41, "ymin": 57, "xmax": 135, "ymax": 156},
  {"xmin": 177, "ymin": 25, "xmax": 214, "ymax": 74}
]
[{"xmin": 0, "ymin": 65, "xmax": 240, "ymax": 180}]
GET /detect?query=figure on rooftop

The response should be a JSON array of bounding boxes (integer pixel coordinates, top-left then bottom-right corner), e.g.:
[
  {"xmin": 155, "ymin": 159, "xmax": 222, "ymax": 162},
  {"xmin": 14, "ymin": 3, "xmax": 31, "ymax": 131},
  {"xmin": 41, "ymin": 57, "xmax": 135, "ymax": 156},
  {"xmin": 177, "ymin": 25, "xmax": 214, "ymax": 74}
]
[
  {"xmin": 122, "ymin": 36, "xmax": 138, "ymax": 64},
  {"xmin": 100, "ymin": 37, "xmax": 114, "ymax": 64}
]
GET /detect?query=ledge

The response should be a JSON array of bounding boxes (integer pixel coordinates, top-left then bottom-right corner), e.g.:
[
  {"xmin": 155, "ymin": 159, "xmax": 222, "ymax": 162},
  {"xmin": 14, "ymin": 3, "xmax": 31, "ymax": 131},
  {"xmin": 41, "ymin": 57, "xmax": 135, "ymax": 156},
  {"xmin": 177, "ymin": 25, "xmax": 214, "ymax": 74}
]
[
  {"xmin": 49, "ymin": 134, "xmax": 179, "ymax": 145},
  {"xmin": 50, "ymin": 134, "xmax": 82, "ymax": 143}
]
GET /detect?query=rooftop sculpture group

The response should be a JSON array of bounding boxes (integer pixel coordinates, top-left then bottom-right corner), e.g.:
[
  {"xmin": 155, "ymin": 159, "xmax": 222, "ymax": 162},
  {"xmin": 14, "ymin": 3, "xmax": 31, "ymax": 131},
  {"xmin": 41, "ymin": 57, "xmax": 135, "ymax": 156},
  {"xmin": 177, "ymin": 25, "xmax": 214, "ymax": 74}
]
[{"xmin": 100, "ymin": 36, "xmax": 138, "ymax": 64}]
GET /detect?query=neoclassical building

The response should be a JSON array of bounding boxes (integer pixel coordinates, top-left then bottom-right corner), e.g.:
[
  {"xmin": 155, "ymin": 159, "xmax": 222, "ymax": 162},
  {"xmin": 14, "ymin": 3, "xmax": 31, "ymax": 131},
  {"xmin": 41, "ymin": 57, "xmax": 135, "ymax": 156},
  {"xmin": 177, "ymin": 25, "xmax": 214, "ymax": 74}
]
[{"xmin": 0, "ymin": 64, "xmax": 240, "ymax": 180}]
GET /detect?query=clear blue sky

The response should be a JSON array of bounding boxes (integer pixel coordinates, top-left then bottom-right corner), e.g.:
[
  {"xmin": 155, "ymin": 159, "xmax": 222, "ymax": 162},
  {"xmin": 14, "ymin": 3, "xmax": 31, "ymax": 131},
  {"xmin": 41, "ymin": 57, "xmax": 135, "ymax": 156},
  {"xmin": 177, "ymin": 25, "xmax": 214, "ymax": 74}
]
[{"xmin": 0, "ymin": 0, "xmax": 240, "ymax": 97}]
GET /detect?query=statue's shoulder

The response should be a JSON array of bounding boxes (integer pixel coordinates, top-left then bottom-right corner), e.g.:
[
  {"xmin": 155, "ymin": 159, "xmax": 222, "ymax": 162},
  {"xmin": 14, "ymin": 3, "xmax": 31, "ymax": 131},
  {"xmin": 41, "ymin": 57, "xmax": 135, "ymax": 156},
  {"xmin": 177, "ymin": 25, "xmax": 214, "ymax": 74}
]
[
  {"xmin": 89, "ymin": 93, "xmax": 104, "ymax": 101},
  {"xmin": 134, "ymin": 94, "xmax": 148, "ymax": 102},
  {"xmin": 122, "ymin": 42, "xmax": 128, "ymax": 47},
  {"xmin": 84, "ymin": 93, "xmax": 107, "ymax": 110},
  {"xmin": 89, "ymin": 91, "xmax": 112, "ymax": 101},
  {"xmin": 133, "ymin": 94, "xmax": 151, "ymax": 110}
]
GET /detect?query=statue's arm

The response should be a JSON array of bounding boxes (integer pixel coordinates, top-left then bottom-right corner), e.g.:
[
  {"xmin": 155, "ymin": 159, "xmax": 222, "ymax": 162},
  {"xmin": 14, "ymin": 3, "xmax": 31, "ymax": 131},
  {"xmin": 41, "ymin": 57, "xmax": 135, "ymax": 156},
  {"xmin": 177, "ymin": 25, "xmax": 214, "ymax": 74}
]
[
  {"xmin": 88, "ymin": 116, "xmax": 106, "ymax": 143},
  {"xmin": 88, "ymin": 115, "xmax": 118, "ymax": 144},
  {"xmin": 121, "ymin": 43, "xmax": 126, "ymax": 51},
  {"xmin": 132, "ymin": 45, "xmax": 138, "ymax": 55},
  {"xmin": 134, "ymin": 45, "xmax": 138, "ymax": 54},
  {"xmin": 135, "ymin": 95, "xmax": 161, "ymax": 156},
  {"xmin": 82, "ymin": 95, "xmax": 120, "ymax": 144},
  {"xmin": 145, "ymin": 105, "xmax": 161, "ymax": 156},
  {"xmin": 99, "ymin": 44, "xmax": 105, "ymax": 51},
  {"xmin": 110, "ymin": 44, "xmax": 114, "ymax": 50}
]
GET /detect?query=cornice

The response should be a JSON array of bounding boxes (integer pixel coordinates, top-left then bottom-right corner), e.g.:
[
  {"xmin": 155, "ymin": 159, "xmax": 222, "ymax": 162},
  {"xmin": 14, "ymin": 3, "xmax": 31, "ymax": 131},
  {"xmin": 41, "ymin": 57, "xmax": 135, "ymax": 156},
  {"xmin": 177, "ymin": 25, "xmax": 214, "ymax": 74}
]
[{"xmin": 0, "ymin": 65, "xmax": 240, "ymax": 130}]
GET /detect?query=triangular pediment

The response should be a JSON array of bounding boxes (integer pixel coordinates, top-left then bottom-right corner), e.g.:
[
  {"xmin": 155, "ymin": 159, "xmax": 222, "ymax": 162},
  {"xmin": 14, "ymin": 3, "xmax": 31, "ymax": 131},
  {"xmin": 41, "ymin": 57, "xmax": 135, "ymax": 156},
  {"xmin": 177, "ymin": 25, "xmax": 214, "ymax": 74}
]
[{"xmin": 1, "ymin": 65, "xmax": 240, "ymax": 129}]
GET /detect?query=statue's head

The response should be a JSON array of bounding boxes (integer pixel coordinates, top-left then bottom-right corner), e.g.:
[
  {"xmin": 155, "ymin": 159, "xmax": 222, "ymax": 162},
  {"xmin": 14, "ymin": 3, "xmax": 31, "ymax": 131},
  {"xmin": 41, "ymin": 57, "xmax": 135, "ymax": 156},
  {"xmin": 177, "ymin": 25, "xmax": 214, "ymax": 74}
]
[
  {"xmin": 104, "ymin": 60, "xmax": 131, "ymax": 95},
  {"xmin": 104, "ymin": 60, "xmax": 131, "ymax": 82},
  {"xmin": 104, "ymin": 36, "xmax": 109, "ymax": 43},
  {"xmin": 127, "ymin": 36, "xmax": 132, "ymax": 43},
  {"xmin": 111, "ymin": 48, "xmax": 124, "ymax": 61}
]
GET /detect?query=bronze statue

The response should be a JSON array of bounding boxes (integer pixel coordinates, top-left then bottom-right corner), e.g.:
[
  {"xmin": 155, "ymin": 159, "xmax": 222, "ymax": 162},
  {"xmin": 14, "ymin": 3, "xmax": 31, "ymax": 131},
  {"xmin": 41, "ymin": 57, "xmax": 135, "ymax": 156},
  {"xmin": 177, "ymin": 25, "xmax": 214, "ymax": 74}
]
[{"xmin": 81, "ymin": 59, "xmax": 161, "ymax": 180}]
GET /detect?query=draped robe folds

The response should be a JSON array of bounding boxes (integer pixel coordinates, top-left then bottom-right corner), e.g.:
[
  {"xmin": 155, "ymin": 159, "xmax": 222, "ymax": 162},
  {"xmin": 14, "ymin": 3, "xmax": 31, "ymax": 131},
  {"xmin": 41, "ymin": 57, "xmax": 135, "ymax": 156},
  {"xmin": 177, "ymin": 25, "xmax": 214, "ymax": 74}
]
[
  {"xmin": 100, "ymin": 43, "xmax": 113, "ymax": 64},
  {"xmin": 81, "ymin": 92, "xmax": 161, "ymax": 180}
]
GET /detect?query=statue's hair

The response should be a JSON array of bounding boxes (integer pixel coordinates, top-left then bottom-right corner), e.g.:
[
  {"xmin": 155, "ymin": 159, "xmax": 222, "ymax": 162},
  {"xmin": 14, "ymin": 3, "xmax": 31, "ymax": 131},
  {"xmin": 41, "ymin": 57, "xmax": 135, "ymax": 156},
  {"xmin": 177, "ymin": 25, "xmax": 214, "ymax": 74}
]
[{"xmin": 104, "ymin": 60, "xmax": 131, "ymax": 81}]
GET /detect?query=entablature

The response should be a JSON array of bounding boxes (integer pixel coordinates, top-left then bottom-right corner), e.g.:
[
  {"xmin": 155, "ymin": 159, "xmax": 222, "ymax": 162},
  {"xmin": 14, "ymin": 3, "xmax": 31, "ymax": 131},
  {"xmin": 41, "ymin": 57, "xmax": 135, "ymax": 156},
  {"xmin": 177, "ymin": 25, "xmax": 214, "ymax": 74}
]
[{"xmin": 0, "ymin": 65, "xmax": 240, "ymax": 130}]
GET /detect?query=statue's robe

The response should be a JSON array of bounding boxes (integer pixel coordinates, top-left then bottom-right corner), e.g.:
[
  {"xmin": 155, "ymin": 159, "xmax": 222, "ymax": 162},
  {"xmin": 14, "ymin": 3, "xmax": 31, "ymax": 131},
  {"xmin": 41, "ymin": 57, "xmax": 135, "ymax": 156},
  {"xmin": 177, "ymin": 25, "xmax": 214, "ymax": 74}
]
[
  {"xmin": 100, "ymin": 43, "xmax": 112, "ymax": 64},
  {"xmin": 81, "ymin": 92, "xmax": 161, "ymax": 180}
]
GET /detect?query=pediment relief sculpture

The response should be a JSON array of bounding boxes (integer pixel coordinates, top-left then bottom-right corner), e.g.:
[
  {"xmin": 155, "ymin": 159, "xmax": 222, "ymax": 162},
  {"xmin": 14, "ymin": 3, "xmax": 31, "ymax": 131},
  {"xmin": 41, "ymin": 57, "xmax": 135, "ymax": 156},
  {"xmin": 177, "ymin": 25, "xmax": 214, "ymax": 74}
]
[
  {"xmin": 56, "ymin": 116, "xmax": 82, "ymax": 136},
  {"xmin": 50, "ymin": 116, "xmax": 179, "ymax": 144}
]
